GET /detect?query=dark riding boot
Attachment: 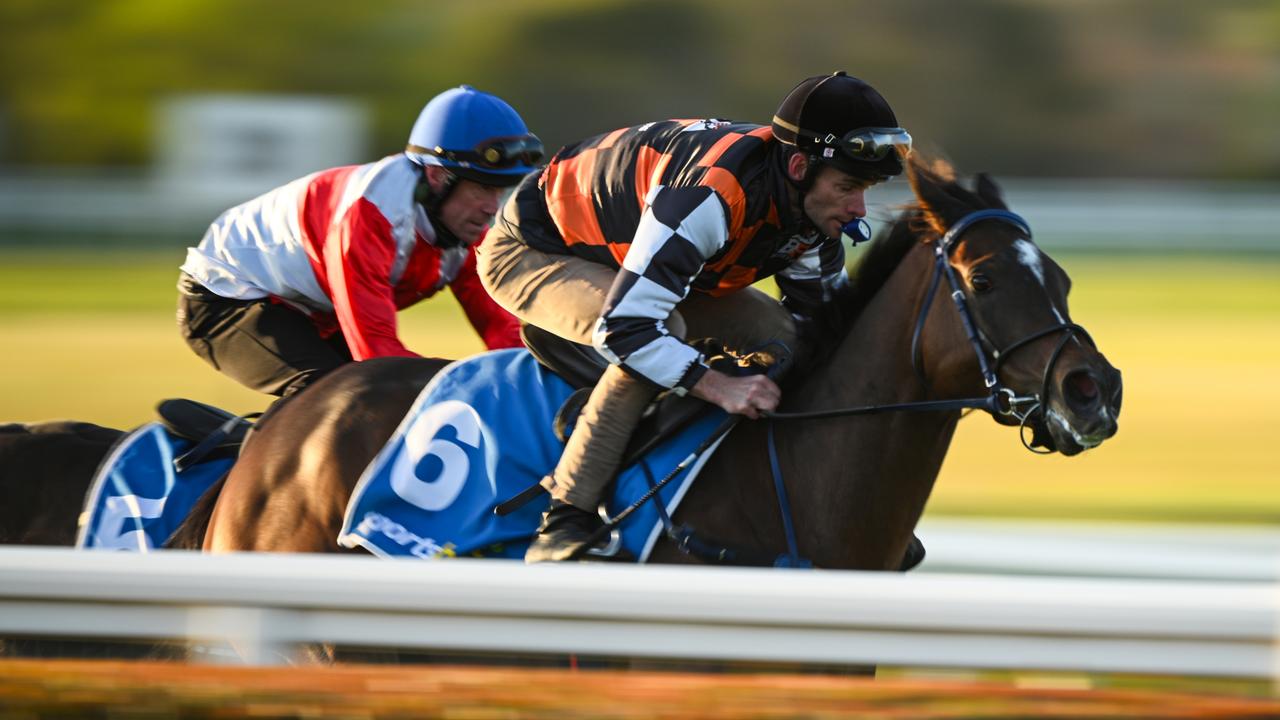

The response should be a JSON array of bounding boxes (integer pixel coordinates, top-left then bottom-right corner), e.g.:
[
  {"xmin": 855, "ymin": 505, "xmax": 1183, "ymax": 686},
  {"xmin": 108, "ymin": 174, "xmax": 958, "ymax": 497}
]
[{"xmin": 525, "ymin": 499, "xmax": 604, "ymax": 563}]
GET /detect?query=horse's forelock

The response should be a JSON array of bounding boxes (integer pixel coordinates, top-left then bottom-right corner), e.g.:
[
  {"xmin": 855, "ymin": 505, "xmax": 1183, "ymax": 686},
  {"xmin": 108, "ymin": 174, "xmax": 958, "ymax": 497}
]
[
  {"xmin": 907, "ymin": 154, "xmax": 1001, "ymax": 236},
  {"xmin": 927, "ymin": 157, "xmax": 958, "ymax": 182}
]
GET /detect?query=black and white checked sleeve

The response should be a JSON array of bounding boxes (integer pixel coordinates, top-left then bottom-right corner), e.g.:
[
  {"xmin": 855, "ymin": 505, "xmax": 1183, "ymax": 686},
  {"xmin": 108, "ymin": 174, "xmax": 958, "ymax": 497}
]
[
  {"xmin": 776, "ymin": 235, "xmax": 849, "ymax": 319},
  {"xmin": 591, "ymin": 185, "xmax": 728, "ymax": 393}
]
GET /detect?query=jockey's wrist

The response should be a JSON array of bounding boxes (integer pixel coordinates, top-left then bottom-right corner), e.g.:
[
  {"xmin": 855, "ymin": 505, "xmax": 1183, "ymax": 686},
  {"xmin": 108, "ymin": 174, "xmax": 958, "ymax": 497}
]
[
  {"xmin": 688, "ymin": 368, "xmax": 732, "ymax": 405},
  {"xmin": 673, "ymin": 361, "xmax": 709, "ymax": 397}
]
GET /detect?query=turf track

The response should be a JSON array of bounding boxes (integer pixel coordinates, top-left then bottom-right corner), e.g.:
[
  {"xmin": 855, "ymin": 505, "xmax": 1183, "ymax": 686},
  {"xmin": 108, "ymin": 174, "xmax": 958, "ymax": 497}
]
[{"xmin": 2, "ymin": 659, "xmax": 1278, "ymax": 718}]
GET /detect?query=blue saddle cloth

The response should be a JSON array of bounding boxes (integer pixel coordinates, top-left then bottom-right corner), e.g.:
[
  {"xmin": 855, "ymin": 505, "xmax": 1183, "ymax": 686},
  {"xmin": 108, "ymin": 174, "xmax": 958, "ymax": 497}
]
[
  {"xmin": 76, "ymin": 422, "xmax": 232, "ymax": 551},
  {"xmin": 339, "ymin": 348, "xmax": 728, "ymax": 562}
]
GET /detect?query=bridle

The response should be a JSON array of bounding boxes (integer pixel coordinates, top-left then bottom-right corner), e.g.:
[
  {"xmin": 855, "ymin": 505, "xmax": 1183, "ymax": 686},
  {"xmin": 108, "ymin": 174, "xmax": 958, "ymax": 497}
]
[{"xmin": 767, "ymin": 208, "xmax": 1095, "ymax": 453}]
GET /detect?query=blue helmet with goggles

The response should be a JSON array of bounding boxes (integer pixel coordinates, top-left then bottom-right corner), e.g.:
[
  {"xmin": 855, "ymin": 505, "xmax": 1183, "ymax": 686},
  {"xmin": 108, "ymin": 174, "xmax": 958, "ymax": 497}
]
[
  {"xmin": 772, "ymin": 72, "xmax": 910, "ymax": 182},
  {"xmin": 406, "ymin": 85, "xmax": 543, "ymax": 188}
]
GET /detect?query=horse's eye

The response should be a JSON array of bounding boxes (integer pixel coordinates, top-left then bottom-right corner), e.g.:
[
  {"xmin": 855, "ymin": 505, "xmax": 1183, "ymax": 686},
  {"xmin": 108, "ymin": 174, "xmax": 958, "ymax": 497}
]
[{"xmin": 970, "ymin": 273, "xmax": 994, "ymax": 293}]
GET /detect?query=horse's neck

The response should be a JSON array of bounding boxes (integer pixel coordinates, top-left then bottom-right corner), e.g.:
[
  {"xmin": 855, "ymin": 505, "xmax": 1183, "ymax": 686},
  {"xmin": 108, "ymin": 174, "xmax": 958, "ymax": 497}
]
[
  {"xmin": 795, "ymin": 242, "xmax": 936, "ymax": 408},
  {"xmin": 781, "ymin": 242, "xmax": 964, "ymax": 568}
]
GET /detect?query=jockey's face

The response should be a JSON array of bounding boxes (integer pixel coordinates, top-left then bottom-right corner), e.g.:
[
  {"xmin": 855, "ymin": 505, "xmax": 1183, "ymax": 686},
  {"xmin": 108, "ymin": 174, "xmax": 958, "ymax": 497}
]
[
  {"xmin": 787, "ymin": 153, "xmax": 872, "ymax": 240},
  {"xmin": 802, "ymin": 163, "xmax": 871, "ymax": 240},
  {"xmin": 426, "ymin": 167, "xmax": 505, "ymax": 244}
]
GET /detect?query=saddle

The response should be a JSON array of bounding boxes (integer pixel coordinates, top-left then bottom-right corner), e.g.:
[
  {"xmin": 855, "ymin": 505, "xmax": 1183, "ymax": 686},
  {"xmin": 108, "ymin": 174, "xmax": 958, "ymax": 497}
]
[{"xmin": 155, "ymin": 398, "xmax": 256, "ymax": 471}]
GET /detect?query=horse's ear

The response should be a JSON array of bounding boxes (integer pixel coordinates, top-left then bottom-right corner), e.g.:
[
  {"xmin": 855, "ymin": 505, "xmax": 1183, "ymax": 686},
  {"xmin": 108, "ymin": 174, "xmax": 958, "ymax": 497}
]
[
  {"xmin": 907, "ymin": 155, "xmax": 969, "ymax": 236},
  {"xmin": 974, "ymin": 172, "xmax": 1008, "ymax": 210}
]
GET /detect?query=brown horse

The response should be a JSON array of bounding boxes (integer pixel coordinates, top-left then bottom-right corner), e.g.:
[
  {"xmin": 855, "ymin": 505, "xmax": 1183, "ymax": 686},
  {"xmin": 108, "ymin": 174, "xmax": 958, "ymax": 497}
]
[{"xmin": 199, "ymin": 157, "xmax": 1122, "ymax": 569}]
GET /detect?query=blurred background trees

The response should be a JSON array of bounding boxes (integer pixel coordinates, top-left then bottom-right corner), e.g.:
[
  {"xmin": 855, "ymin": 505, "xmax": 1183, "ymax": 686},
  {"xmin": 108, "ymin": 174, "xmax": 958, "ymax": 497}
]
[{"xmin": 1, "ymin": 0, "xmax": 1277, "ymax": 180}]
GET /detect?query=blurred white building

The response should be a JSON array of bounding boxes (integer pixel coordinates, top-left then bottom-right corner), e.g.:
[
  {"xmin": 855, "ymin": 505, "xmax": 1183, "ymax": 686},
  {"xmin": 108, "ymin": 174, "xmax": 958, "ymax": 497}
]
[
  {"xmin": 0, "ymin": 94, "xmax": 369, "ymax": 238},
  {"xmin": 155, "ymin": 95, "xmax": 369, "ymax": 206}
]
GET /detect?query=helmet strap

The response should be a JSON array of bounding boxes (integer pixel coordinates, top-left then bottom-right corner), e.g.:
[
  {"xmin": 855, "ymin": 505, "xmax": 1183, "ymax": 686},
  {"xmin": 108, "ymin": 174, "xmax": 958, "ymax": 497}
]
[
  {"xmin": 414, "ymin": 168, "xmax": 465, "ymax": 249},
  {"xmin": 796, "ymin": 153, "xmax": 819, "ymax": 192},
  {"xmin": 785, "ymin": 151, "xmax": 825, "ymax": 239}
]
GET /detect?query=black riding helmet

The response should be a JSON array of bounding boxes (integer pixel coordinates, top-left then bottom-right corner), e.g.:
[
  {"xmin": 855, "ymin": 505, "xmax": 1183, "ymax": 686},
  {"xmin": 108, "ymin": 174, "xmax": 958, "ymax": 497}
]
[{"xmin": 772, "ymin": 71, "xmax": 910, "ymax": 182}]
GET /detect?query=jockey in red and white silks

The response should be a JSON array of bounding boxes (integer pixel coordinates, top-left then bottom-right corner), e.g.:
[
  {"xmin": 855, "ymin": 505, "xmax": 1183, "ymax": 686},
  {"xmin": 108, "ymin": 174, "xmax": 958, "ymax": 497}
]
[
  {"xmin": 177, "ymin": 85, "xmax": 543, "ymax": 397},
  {"xmin": 181, "ymin": 154, "xmax": 516, "ymax": 360}
]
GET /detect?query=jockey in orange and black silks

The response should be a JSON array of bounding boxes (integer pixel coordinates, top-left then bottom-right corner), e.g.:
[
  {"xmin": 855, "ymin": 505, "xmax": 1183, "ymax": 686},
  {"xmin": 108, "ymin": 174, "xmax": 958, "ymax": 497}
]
[{"xmin": 502, "ymin": 74, "xmax": 909, "ymax": 395}]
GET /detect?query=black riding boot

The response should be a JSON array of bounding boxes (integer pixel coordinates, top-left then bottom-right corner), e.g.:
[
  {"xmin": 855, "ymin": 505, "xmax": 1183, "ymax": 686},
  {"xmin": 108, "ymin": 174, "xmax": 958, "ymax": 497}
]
[{"xmin": 524, "ymin": 499, "xmax": 604, "ymax": 563}]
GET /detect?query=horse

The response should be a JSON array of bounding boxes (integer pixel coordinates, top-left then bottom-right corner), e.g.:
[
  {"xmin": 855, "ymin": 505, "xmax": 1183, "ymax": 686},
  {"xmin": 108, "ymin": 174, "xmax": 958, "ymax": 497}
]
[
  {"xmin": 0, "ymin": 421, "xmax": 123, "ymax": 546},
  {"xmin": 195, "ymin": 156, "xmax": 1122, "ymax": 570}
]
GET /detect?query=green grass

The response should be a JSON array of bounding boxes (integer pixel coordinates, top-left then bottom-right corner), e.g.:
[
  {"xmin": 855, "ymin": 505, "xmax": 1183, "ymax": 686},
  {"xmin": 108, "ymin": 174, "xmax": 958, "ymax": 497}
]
[
  {"xmin": 931, "ymin": 252, "xmax": 1280, "ymax": 523},
  {"xmin": 1, "ymin": 248, "xmax": 1277, "ymax": 524},
  {"xmin": 0, "ymin": 247, "xmax": 489, "ymax": 426}
]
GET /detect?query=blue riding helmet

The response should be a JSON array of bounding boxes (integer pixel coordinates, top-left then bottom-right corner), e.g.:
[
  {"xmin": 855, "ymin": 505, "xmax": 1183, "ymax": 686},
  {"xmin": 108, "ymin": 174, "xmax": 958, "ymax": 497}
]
[{"xmin": 405, "ymin": 85, "xmax": 543, "ymax": 187}]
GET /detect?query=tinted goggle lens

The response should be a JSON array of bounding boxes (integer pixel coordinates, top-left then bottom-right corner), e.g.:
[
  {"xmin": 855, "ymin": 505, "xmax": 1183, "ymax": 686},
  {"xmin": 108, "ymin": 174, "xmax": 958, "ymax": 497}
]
[
  {"xmin": 840, "ymin": 127, "xmax": 912, "ymax": 161},
  {"xmin": 474, "ymin": 136, "xmax": 544, "ymax": 168}
]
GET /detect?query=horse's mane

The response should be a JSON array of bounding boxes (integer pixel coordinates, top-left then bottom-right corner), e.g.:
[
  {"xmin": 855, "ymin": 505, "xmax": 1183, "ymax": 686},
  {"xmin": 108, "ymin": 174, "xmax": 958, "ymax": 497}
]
[
  {"xmin": 842, "ymin": 207, "xmax": 927, "ymax": 322},
  {"xmin": 790, "ymin": 212, "xmax": 922, "ymax": 375}
]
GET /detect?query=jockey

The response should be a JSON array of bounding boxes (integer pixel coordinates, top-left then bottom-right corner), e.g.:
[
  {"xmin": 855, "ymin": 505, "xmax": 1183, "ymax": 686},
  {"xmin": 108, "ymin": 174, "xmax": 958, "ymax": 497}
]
[
  {"xmin": 178, "ymin": 85, "xmax": 542, "ymax": 397},
  {"xmin": 478, "ymin": 72, "xmax": 912, "ymax": 562}
]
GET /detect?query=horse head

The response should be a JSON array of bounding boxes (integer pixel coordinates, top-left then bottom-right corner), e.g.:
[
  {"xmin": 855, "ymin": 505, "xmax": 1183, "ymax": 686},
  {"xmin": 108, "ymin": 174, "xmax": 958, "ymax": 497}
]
[{"xmin": 908, "ymin": 157, "xmax": 1122, "ymax": 455}]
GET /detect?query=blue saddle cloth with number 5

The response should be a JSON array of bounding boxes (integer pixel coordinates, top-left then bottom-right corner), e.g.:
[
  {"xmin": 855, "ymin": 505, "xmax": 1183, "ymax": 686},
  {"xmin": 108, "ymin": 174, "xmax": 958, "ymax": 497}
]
[
  {"xmin": 76, "ymin": 423, "xmax": 233, "ymax": 551},
  {"xmin": 338, "ymin": 348, "xmax": 728, "ymax": 562}
]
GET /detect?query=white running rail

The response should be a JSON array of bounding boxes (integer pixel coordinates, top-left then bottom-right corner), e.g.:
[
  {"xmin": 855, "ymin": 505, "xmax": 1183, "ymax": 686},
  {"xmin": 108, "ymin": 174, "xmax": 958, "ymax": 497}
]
[
  {"xmin": 1, "ymin": 547, "xmax": 1276, "ymax": 677},
  {"xmin": 915, "ymin": 518, "xmax": 1280, "ymax": 581}
]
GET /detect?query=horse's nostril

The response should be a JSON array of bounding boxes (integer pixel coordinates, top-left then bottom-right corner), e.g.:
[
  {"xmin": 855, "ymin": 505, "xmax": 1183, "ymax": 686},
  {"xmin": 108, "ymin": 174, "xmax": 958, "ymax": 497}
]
[
  {"xmin": 1062, "ymin": 370, "xmax": 1100, "ymax": 409},
  {"xmin": 1068, "ymin": 370, "xmax": 1099, "ymax": 399}
]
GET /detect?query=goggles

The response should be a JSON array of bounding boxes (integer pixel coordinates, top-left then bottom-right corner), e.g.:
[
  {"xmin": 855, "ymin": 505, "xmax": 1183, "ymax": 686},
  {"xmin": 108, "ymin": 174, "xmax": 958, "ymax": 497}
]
[
  {"xmin": 799, "ymin": 126, "xmax": 912, "ymax": 163},
  {"xmin": 409, "ymin": 134, "xmax": 545, "ymax": 169}
]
